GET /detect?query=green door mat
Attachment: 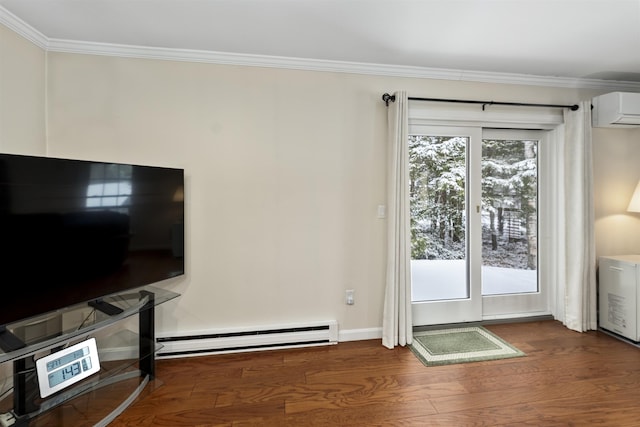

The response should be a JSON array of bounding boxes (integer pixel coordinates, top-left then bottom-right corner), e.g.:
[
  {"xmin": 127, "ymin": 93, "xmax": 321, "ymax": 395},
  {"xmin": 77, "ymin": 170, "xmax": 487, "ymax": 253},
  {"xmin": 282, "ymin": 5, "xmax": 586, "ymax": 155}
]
[{"xmin": 410, "ymin": 326, "xmax": 525, "ymax": 366}]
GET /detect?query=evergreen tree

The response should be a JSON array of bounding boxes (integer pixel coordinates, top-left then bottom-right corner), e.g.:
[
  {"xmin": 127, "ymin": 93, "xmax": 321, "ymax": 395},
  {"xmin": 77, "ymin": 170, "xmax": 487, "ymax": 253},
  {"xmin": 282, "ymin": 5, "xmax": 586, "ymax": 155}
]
[{"xmin": 410, "ymin": 135, "xmax": 537, "ymax": 270}]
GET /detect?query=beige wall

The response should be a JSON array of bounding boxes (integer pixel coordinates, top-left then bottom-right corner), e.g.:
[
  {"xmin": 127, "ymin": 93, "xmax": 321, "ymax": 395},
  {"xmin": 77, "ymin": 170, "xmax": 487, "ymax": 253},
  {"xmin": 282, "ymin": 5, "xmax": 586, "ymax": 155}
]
[
  {"xmin": 46, "ymin": 53, "xmax": 390, "ymax": 334},
  {"xmin": 0, "ymin": 24, "xmax": 46, "ymax": 154},
  {"xmin": 4, "ymin": 22, "xmax": 640, "ymax": 337},
  {"xmin": 593, "ymin": 127, "xmax": 640, "ymax": 258}
]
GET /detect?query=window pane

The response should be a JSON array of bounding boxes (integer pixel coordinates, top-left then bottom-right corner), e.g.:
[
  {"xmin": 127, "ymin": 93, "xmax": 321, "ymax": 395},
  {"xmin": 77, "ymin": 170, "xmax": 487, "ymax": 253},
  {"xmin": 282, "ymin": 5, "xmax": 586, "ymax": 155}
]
[
  {"xmin": 481, "ymin": 139, "xmax": 538, "ymax": 295},
  {"xmin": 87, "ymin": 183, "xmax": 104, "ymax": 197},
  {"xmin": 86, "ymin": 164, "xmax": 133, "ymax": 209},
  {"xmin": 101, "ymin": 196, "xmax": 118, "ymax": 206},
  {"xmin": 86, "ymin": 198, "xmax": 101, "ymax": 208},
  {"xmin": 103, "ymin": 182, "xmax": 120, "ymax": 196},
  {"xmin": 119, "ymin": 182, "xmax": 132, "ymax": 195},
  {"xmin": 410, "ymin": 135, "xmax": 468, "ymax": 301}
]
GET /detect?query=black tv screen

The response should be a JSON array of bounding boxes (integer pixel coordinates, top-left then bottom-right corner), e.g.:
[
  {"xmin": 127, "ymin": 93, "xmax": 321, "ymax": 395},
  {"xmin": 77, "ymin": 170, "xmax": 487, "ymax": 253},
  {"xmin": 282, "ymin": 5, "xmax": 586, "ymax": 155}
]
[{"xmin": 0, "ymin": 153, "xmax": 184, "ymax": 332}]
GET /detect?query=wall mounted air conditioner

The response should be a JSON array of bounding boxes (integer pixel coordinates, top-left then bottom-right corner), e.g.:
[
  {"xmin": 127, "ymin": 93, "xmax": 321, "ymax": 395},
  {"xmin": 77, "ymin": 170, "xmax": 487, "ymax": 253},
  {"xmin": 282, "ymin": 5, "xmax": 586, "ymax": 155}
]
[{"xmin": 592, "ymin": 92, "xmax": 640, "ymax": 127}]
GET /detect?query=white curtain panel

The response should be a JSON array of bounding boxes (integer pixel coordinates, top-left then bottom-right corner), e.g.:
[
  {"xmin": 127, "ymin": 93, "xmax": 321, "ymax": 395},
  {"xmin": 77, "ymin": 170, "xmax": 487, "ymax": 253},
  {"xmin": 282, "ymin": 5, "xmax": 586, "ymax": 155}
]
[
  {"xmin": 382, "ymin": 91, "xmax": 413, "ymax": 349},
  {"xmin": 557, "ymin": 101, "xmax": 597, "ymax": 332}
]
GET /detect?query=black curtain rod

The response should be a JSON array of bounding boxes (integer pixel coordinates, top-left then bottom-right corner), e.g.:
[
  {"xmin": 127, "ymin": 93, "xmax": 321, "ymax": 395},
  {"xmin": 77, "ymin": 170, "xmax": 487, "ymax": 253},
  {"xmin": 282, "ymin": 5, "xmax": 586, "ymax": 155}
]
[{"xmin": 381, "ymin": 93, "xmax": 579, "ymax": 111}]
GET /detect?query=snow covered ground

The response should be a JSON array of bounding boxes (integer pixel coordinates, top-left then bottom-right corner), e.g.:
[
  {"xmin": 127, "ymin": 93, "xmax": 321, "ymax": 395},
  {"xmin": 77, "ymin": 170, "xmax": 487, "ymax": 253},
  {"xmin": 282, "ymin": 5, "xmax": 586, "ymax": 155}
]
[{"xmin": 411, "ymin": 259, "xmax": 537, "ymax": 301}]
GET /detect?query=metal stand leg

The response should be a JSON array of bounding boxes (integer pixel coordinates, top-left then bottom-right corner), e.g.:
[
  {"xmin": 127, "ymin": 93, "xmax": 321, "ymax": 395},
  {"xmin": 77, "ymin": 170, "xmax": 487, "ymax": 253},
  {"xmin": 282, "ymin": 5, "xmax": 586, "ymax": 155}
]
[
  {"xmin": 138, "ymin": 291, "xmax": 155, "ymax": 379},
  {"xmin": 13, "ymin": 357, "xmax": 39, "ymax": 416}
]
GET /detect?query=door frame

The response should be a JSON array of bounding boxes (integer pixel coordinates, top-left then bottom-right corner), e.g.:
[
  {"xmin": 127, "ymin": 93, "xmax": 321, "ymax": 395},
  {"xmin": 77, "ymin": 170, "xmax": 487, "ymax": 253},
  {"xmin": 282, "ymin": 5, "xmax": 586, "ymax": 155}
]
[
  {"xmin": 410, "ymin": 125, "xmax": 483, "ymax": 326},
  {"xmin": 481, "ymin": 129, "xmax": 550, "ymax": 320},
  {"xmin": 407, "ymin": 101, "xmax": 561, "ymax": 326},
  {"xmin": 409, "ymin": 126, "xmax": 552, "ymax": 326}
]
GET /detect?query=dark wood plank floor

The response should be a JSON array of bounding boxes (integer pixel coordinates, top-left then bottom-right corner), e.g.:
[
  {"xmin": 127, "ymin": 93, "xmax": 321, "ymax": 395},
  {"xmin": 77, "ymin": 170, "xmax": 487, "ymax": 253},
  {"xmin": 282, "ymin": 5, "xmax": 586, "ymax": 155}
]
[{"xmin": 32, "ymin": 319, "xmax": 640, "ymax": 426}]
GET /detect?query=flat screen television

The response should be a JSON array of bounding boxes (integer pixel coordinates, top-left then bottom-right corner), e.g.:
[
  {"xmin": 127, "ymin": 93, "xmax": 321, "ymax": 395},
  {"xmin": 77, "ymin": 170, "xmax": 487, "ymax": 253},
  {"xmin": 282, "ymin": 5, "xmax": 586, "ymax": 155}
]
[{"xmin": 0, "ymin": 153, "xmax": 184, "ymax": 350}]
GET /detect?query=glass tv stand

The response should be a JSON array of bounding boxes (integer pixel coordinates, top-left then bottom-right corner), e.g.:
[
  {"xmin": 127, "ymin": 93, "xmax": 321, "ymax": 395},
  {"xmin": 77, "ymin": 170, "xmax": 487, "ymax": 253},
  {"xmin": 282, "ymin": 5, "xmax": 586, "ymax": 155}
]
[{"xmin": 0, "ymin": 286, "xmax": 179, "ymax": 426}]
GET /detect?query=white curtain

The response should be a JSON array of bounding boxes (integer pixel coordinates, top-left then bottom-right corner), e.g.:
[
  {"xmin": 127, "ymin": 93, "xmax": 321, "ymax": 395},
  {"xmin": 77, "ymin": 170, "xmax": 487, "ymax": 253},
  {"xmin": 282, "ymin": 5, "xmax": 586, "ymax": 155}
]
[
  {"xmin": 555, "ymin": 101, "xmax": 597, "ymax": 332},
  {"xmin": 382, "ymin": 91, "xmax": 412, "ymax": 349}
]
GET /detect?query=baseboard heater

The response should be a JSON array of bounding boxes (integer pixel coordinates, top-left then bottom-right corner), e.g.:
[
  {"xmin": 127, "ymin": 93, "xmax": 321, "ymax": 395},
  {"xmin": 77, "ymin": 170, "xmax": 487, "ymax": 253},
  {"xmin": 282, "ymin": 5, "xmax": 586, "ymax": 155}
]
[{"xmin": 156, "ymin": 320, "xmax": 338, "ymax": 358}]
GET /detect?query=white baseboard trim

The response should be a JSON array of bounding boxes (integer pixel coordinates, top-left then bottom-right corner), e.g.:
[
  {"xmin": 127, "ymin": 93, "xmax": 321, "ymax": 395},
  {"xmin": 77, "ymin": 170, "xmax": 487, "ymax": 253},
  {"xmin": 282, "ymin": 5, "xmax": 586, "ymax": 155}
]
[
  {"xmin": 338, "ymin": 327, "xmax": 382, "ymax": 342},
  {"xmin": 97, "ymin": 325, "xmax": 384, "ymax": 361}
]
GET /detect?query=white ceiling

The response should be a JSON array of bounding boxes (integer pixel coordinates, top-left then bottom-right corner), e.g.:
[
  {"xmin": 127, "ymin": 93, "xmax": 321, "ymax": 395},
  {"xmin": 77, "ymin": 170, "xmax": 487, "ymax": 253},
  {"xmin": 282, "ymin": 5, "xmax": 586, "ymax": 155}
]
[{"xmin": 1, "ymin": 0, "xmax": 640, "ymax": 83}]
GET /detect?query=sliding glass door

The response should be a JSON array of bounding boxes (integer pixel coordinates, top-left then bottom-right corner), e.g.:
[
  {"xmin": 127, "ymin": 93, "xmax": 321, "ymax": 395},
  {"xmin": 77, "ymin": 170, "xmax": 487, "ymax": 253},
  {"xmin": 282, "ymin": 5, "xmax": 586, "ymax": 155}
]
[
  {"xmin": 481, "ymin": 129, "xmax": 547, "ymax": 318},
  {"xmin": 410, "ymin": 126, "xmax": 547, "ymax": 325},
  {"xmin": 410, "ymin": 126, "xmax": 482, "ymax": 325}
]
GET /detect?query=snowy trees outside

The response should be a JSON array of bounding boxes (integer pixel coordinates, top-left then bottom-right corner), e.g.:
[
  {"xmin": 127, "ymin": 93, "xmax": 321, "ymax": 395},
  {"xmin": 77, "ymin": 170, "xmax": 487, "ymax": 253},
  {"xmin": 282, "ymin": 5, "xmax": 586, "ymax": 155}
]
[
  {"xmin": 409, "ymin": 135, "xmax": 537, "ymax": 271},
  {"xmin": 409, "ymin": 135, "xmax": 467, "ymax": 261},
  {"xmin": 481, "ymin": 138, "xmax": 537, "ymax": 270}
]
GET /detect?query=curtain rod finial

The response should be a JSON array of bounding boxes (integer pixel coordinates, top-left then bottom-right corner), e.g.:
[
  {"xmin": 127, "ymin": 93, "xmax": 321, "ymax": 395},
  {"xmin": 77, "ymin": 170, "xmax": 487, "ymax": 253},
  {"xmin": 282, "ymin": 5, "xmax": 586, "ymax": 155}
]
[
  {"xmin": 382, "ymin": 93, "xmax": 396, "ymax": 106},
  {"xmin": 571, "ymin": 104, "xmax": 580, "ymax": 111}
]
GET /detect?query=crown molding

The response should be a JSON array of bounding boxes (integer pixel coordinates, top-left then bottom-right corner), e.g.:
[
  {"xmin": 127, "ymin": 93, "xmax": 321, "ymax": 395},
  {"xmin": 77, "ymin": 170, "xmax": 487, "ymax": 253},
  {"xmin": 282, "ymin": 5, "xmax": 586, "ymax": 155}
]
[
  {"xmin": 0, "ymin": 6, "xmax": 47, "ymax": 49},
  {"xmin": 3, "ymin": 4, "xmax": 640, "ymax": 92},
  {"xmin": 43, "ymin": 39, "xmax": 640, "ymax": 92}
]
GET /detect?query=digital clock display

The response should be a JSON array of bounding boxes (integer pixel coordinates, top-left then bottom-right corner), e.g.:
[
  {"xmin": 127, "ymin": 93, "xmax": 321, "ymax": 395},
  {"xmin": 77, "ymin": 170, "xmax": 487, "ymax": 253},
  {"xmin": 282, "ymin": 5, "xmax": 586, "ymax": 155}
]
[
  {"xmin": 48, "ymin": 356, "xmax": 92, "ymax": 388},
  {"xmin": 36, "ymin": 338, "xmax": 101, "ymax": 398},
  {"xmin": 46, "ymin": 346, "xmax": 89, "ymax": 372}
]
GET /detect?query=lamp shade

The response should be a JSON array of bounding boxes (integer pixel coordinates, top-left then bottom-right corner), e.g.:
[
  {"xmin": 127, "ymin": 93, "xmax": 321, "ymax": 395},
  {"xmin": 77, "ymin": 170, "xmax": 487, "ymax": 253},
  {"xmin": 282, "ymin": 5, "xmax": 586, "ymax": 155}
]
[{"xmin": 628, "ymin": 181, "xmax": 640, "ymax": 212}]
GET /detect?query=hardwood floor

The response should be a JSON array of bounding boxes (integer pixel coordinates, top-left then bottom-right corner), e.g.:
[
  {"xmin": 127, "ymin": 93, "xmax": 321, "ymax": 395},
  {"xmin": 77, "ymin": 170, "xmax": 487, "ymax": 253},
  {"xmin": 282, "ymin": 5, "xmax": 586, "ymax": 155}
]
[
  {"xmin": 102, "ymin": 320, "xmax": 640, "ymax": 426},
  {"xmin": 23, "ymin": 319, "xmax": 640, "ymax": 426}
]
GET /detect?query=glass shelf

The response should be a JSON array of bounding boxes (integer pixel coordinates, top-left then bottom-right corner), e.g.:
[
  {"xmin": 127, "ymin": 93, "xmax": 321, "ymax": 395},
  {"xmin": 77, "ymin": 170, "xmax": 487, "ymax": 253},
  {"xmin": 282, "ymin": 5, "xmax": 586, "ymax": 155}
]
[
  {"xmin": 0, "ymin": 285, "xmax": 179, "ymax": 426},
  {"xmin": 0, "ymin": 327, "xmax": 163, "ymax": 424},
  {"xmin": 0, "ymin": 285, "xmax": 179, "ymax": 364}
]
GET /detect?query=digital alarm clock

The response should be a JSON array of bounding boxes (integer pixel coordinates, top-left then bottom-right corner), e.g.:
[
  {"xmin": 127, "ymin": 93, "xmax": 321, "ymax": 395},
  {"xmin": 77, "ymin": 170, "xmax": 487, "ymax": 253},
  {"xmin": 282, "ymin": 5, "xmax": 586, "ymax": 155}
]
[{"xmin": 36, "ymin": 338, "xmax": 101, "ymax": 398}]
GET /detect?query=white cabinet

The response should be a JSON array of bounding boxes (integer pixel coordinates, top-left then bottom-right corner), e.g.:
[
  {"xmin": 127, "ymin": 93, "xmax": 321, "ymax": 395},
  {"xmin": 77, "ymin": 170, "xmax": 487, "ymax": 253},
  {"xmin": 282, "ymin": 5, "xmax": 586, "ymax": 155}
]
[{"xmin": 599, "ymin": 255, "xmax": 640, "ymax": 341}]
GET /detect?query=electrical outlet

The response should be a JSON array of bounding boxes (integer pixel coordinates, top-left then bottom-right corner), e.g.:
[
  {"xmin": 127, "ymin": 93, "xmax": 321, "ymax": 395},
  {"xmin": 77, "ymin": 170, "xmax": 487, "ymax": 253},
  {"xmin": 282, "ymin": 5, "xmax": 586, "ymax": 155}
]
[{"xmin": 345, "ymin": 289, "xmax": 354, "ymax": 305}]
